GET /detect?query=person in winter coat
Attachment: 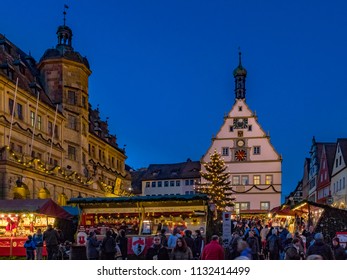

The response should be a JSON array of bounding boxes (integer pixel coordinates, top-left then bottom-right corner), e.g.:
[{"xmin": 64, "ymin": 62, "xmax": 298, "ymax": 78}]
[
  {"xmin": 259, "ymin": 225, "xmax": 270, "ymax": 254},
  {"xmin": 172, "ymin": 237, "xmax": 193, "ymax": 260},
  {"xmin": 167, "ymin": 228, "xmax": 181, "ymax": 251},
  {"xmin": 193, "ymin": 230, "xmax": 204, "ymax": 259},
  {"xmin": 159, "ymin": 229, "xmax": 168, "ymax": 248},
  {"xmin": 101, "ymin": 230, "xmax": 116, "ymax": 260},
  {"xmin": 303, "ymin": 225, "xmax": 315, "ymax": 248},
  {"xmin": 145, "ymin": 235, "xmax": 170, "ymax": 260},
  {"xmin": 24, "ymin": 235, "xmax": 36, "ymax": 260},
  {"xmin": 201, "ymin": 235, "xmax": 224, "ymax": 260},
  {"xmin": 43, "ymin": 224, "xmax": 59, "ymax": 260},
  {"xmin": 87, "ymin": 232, "xmax": 101, "ymax": 260},
  {"xmin": 228, "ymin": 232, "xmax": 241, "ymax": 260},
  {"xmin": 33, "ymin": 228, "xmax": 43, "ymax": 260},
  {"xmin": 306, "ymin": 233, "xmax": 334, "ymax": 260},
  {"xmin": 183, "ymin": 230, "xmax": 194, "ymax": 252},
  {"xmin": 117, "ymin": 229, "xmax": 128, "ymax": 260},
  {"xmin": 237, "ymin": 239, "xmax": 252, "ymax": 260},
  {"xmin": 284, "ymin": 238, "xmax": 305, "ymax": 260},
  {"xmin": 331, "ymin": 237, "xmax": 347, "ymax": 260},
  {"xmin": 246, "ymin": 230, "xmax": 260, "ymax": 260},
  {"xmin": 266, "ymin": 228, "xmax": 281, "ymax": 260}
]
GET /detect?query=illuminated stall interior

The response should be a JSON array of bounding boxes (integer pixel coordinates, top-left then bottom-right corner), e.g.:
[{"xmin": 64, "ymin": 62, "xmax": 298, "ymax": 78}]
[
  {"xmin": 0, "ymin": 199, "xmax": 72, "ymax": 237},
  {"xmin": 292, "ymin": 200, "xmax": 347, "ymax": 239},
  {"xmin": 269, "ymin": 204, "xmax": 298, "ymax": 233},
  {"xmin": 68, "ymin": 194, "xmax": 209, "ymax": 236}
]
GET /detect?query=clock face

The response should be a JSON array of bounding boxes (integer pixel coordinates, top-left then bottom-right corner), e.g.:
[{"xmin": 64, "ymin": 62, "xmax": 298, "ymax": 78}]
[
  {"xmin": 237, "ymin": 140, "xmax": 245, "ymax": 147},
  {"xmin": 233, "ymin": 118, "xmax": 248, "ymax": 129},
  {"xmin": 235, "ymin": 150, "xmax": 247, "ymax": 161}
]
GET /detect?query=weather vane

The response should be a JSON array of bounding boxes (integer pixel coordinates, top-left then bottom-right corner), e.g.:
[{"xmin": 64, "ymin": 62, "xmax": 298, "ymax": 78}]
[{"xmin": 63, "ymin": 4, "xmax": 69, "ymax": 26}]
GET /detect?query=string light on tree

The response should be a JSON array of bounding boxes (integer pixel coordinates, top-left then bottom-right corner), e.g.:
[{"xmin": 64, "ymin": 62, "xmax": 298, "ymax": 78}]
[{"xmin": 195, "ymin": 150, "xmax": 234, "ymax": 219}]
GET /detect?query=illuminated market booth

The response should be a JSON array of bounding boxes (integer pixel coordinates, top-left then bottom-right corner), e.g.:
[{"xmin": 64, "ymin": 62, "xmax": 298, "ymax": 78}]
[
  {"xmin": 291, "ymin": 200, "xmax": 347, "ymax": 241},
  {"xmin": 269, "ymin": 204, "xmax": 298, "ymax": 233},
  {"xmin": 68, "ymin": 194, "xmax": 210, "ymax": 258},
  {"xmin": 270, "ymin": 200, "xmax": 347, "ymax": 245},
  {"xmin": 0, "ymin": 199, "xmax": 73, "ymax": 257}
]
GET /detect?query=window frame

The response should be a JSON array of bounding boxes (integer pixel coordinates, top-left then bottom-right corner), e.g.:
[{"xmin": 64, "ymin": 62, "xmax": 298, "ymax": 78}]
[
  {"xmin": 67, "ymin": 90, "xmax": 76, "ymax": 105},
  {"xmin": 68, "ymin": 145, "xmax": 76, "ymax": 161},
  {"xmin": 253, "ymin": 175, "xmax": 261, "ymax": 185},
  {"xmin": 260, "ymin": 201, "xmax": 270, "ymax": 211}
]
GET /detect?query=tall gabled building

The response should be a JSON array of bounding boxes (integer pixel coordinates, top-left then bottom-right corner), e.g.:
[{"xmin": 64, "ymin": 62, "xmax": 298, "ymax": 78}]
[
  {"xmin": 202, "ymin": 53, "xmax": 282, "ymax": 216},
  {"xmin": 317, "ymin": 143, "xmax": 336, "ymax": 204},
  {"xmin": 0, "ymin": 16, "xmax": 130, "ymax": 203},
  {"xmin": 307, "ymin": 137, "xmax": 335, "ymax": 202},
  {"xmin": 331, "ymin": 138, "xmax": 347, "ymax": 208}
]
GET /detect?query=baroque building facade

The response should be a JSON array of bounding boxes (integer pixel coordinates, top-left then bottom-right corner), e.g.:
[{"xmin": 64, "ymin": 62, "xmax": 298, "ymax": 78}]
[
  {"xmin": 0, "ymin": 21, "xmax": 130, "ymax": 204},
  {"xmin": 202, "ymin": 53, "xmax": 282, "ymax": 215}
]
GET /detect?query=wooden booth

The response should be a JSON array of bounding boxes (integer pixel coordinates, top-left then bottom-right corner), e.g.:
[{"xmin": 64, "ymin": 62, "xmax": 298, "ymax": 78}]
[
  {"xmin": 0, "ymin": 199, "xmax": 73, "ymax": 257},
  {"xmin": 291, "ymin": 200, "xmax": 347, "ymax": 240},
  {"xmin": 68, "ymin": 194, "xmax": 209, "ymax": 258}
]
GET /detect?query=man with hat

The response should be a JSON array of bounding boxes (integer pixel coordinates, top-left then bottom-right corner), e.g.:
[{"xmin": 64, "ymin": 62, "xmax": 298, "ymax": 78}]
[{"xmin": 306, "ymin": 232, "xmax": 334, "ymax": 260}]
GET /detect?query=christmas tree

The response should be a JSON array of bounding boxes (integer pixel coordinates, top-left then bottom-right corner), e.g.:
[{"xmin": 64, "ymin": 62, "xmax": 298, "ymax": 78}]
[{"xmin": 196, "ymin": 150, "xmax": 234, "ymax": 219}]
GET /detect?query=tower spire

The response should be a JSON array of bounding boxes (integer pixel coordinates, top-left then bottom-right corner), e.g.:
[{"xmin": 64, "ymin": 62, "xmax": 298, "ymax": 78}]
[
  {"xmin": 56, "ymin": 5, "xmax": 73, "ymax": 52},
  {"xmin": 63, "ymin": 5, "xmax": 69, "ymax": 26},
  {"xmin": 238, "ymin": 47, "xmax": 242, "ymax": 67},
  {"xmin": 233, "ymin": 49, "xmax": 247, "ymax": 100}
]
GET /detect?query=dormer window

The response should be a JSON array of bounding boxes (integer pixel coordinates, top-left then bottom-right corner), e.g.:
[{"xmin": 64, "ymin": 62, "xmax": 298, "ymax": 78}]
[
  {"xmin": 13, "ymin": 57, "xmax": 26, "ymax": 75},
  {"xmin": 19, "ymin": 64, "xmax": 25, "ymax": 75},
  {"xmin": 171, "ymin": 169, "xmax": 179, "ymax": 176},
  {"xmin": 4, "ymin": 43, "xmax": 12, "ymax": 54},
  {"xmin": 1, "ymin": 63, "xmax": 15, "ymax": 80}
]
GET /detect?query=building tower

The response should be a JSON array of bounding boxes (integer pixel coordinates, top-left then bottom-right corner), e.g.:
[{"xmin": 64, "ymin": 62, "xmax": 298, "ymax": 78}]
[
  {"xmin": 38, "ymin": 12, "xmax": 91, "ymax": 175},
  {"xmin": 201, "ymin": 52, "xmax": 282, "ymax": 216},
  {"xmin": 0, "ymin": 9, "xmax": 130, "ymax": 202}
]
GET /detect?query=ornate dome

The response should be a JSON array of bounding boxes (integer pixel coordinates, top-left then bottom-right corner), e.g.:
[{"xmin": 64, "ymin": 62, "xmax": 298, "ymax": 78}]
[{"xmin": 233, "ymin": 51, "xmax": 247, "ymax": 77}]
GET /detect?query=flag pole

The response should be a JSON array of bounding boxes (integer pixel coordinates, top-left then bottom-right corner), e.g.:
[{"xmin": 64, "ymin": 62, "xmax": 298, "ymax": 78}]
[
  {"xmin": 30, "ymin": 92, "xmax": 40, "ymax": 156},
  {"xmin": 48, "ymin": 104, "xmax": 59, "ymax": 164},
  {"xmin": 8, "ymin": 78, "xmax": 19, "ymax": 147}
]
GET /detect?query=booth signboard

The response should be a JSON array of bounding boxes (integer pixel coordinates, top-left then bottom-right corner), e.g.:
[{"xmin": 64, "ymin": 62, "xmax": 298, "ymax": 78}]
[
  {"xmin": 222, "ymin": 212, "xmax": 231, "ymax": 248},
  {"xmin": 336, "ymin": 232, "xmax": 347, "ymax": 248}
]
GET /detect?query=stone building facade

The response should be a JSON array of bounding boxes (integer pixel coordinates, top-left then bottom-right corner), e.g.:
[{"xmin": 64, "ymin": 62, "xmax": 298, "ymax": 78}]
[{"xmin": 0, "ymin": 22, "xmax": 130, "ymax": 204}]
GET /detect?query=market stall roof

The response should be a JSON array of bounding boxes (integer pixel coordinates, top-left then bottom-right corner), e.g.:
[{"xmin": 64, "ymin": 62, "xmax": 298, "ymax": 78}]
[
  {"xmin": 62, "ymin": 205, "xmax": 80, "ymax": 216},
  {"xmin": 292, "ymin": 200, "xmax": 347, "ymax": 214},
  {"xmin": 0, "ymin": 199, "xmax": 73, "ymax": 220},
  {"xmin": 270, "ymin": 204, "xmax": 297, "ymax": 216},
  {"xmin": 68, "ymin": 194, "xmax": 209, "ymax": 205}
]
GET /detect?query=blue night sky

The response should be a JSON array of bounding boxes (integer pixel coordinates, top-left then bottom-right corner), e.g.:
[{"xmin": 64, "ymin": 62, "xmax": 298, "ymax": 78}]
[{"xmin": 1, "ymin": 1, "xmax": 347, "ymax": 201}]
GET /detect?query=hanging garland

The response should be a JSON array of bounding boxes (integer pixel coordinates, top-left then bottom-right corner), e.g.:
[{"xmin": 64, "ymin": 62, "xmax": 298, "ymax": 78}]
[
  {"xmin": 2, "ymin": 145, "xmax": 131, "ymax": 196},
  {"xmin": 231, "ymin": 184, "xmax": 281, "ymax": 193}
]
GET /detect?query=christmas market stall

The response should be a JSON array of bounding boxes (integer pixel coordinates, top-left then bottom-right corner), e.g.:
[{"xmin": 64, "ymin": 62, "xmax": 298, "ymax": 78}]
[
  {"xmin": 68, "ymin": 194, "xmax": 210, "ymax": 258},
  {"xmin": 269, "ymin": 204, "xmax": 298, "ymax": 233},
  {"xmin": 0, "ymin": 199, "xmax": 73, "ymax": 257},
  {"xmin": 291, "ymin": 200, "xmax": 347, "ymax": 242}
]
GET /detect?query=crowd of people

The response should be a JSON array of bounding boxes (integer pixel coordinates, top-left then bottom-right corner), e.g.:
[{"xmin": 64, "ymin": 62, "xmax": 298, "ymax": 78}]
[
  {"xmin": 144, "ymin": 219, "xmax": 347, "ymax": 260},
  {"xmin": 23, "ymin": 219, "xmax": 347, "ymax": 260},
  {"xmin": 24, "ymin": 225, "xmax": 68, "ymax": 260},
  {"xmin": 223, "ymin": 219, "xmax": 347, "ymax": 260}
]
